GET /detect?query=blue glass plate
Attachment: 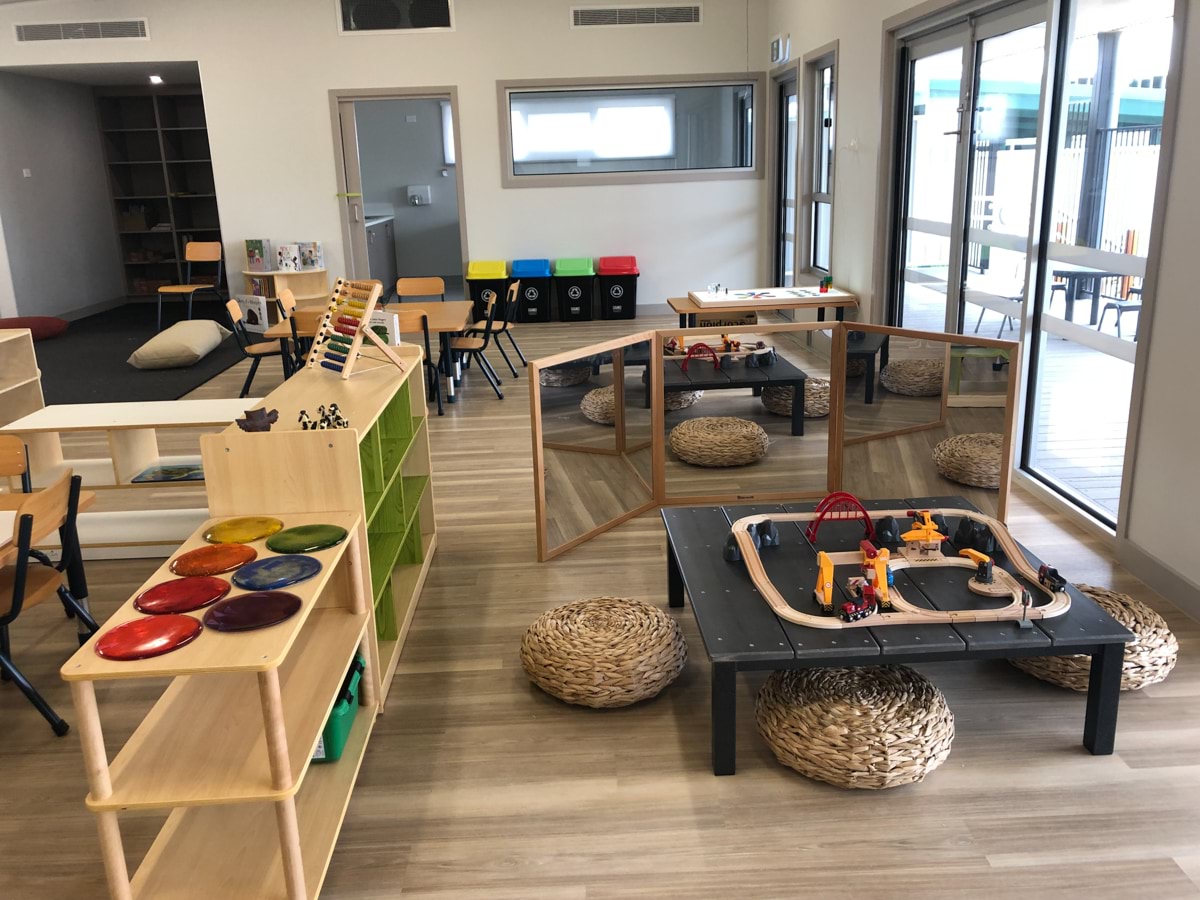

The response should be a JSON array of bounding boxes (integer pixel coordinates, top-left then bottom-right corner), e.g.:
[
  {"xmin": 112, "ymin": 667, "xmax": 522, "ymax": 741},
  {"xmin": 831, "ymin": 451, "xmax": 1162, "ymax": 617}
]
[{"xmin": 231, "ymin": 555, "xmax": 322, "ymax": 591}]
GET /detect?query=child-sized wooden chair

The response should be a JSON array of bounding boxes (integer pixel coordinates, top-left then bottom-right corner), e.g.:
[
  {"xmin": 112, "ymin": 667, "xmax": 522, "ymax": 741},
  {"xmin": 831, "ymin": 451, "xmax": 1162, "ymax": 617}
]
[
  {"xmin": 1, "ymin": 469, "xmax": 98, "ymax": 735},
  {"xmin": 274, "ymin": 288, "xmax": 312, "ymax": 376},
  {"xmin": 396, "ymin": 276, "xmax": 447, "ymax": 304},
  {"xmin": 226, "ymin": 299, "xmax": 288, "ymax": 396},
  {"xmin": 156, "ymin": 241, "xmax": 224, "ymax": 332},
  {"xmin": 448, "ymin": 291, "xmax": 505, "ymax": 400},
  {"xmin": 468, "ymin": 280, "xmax": 526, "ymax": 377}
]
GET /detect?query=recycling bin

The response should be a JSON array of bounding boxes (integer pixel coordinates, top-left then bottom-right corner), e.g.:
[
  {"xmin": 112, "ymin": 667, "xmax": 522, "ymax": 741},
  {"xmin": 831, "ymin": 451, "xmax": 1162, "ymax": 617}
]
[
  {"xmin": 511, "ymin": 258, "xmax": 553, "ymax": 323},
  {"xmin": 466, "ymin": 259, "xmax": 509, "ymax": 322},
  {"xmin": 598, "ymin": 255, "xmax": 639, "ymax": 320},
  {"xmin": 554, "ymin": 257, "xmax": 595, "ymax": 322}
]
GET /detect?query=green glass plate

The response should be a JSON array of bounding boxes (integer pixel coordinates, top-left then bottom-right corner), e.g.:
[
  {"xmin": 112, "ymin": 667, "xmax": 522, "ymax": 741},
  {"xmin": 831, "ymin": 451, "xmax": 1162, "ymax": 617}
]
[{"xmin": 266, "ymin": 523, "xmax": 349, "ymax": 554}]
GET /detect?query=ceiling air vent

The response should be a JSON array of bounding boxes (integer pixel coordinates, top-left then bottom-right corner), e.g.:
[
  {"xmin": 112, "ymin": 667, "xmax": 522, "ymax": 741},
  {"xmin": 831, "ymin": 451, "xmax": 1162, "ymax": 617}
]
[
  {"xmin": 572, "ymin": 5, "xmax": 702, "ymax": 27},
  {"xmin": 15, "ymin": 19, "xmax": 149, "ymax": 42}
]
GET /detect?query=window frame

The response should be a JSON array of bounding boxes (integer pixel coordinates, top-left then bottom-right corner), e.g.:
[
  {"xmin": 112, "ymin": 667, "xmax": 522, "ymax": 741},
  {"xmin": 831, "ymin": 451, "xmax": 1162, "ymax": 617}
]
[
  {"xmin": 801, "ymin": 44, "xmax": 838, "ymax": 276},
  {"xmin": 335, "ymin": 0, "xmax": 456, "ymax": 35},
  {"xmin": 497, "ymin": 72, "xmax": 767, "ymax": 189}
]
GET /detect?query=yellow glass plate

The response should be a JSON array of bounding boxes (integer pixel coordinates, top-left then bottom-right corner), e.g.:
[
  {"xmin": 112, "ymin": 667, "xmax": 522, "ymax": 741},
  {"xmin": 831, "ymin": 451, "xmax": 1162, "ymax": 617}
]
[{"xmin": 203, "ymin": 516, "xmax": 284, "ymax": 545}]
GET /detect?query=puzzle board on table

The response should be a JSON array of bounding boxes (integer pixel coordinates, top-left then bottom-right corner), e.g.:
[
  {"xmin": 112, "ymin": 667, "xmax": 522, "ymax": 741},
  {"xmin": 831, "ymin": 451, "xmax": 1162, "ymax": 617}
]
[{"xmin": 688, "ymin": 286, "xmax": 855, "ymax": 308}]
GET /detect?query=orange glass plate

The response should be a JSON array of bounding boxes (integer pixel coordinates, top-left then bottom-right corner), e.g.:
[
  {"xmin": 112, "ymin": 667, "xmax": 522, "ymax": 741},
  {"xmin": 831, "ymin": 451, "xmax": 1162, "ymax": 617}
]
[
  {"xmin": 169, "ymin": 543, "xmax": 257, "ymax": 576},
  {"xmin": 133, "ymin": 576, "xmax": 231, "ymax": 615},
  {"xmin": 95, "ymin": 615, "xmax": 203, "ymax": 661},
  {"xmin": 202, "ymin": 516, "xmax": 284, "ymax": 545}
]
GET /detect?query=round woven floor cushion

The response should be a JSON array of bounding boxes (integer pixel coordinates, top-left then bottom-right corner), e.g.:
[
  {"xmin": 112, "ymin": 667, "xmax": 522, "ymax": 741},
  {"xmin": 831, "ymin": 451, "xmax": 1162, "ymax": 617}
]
[
  {"xmin": 541, "ymin": 366, "xmax": 590, "ymax": 388},
  {"xmin": 761, "ymin": 379, "xmax": 830, "ymax": 419},
  {"xmin": 1010, "ymin": 585, "xmax": 1179, "ymax": 692},
  {"xmin": 932, "ymin": 432, "xmax": 1003, "ymax": 489},
  {"xmin": 670, "ymin": 416, "xmax": 769, "ymax": 467},
  {"xmin": 581, "ymin": 385, "xmax": 702, "ymax": 425},
  {"xmin": 880, "ymin": 358, "xmax": 944, "ymax": 396},
  {"xmin": 756, "ymin": 666, "xmax": 955, "ymax": 789},
  {"xmin": 845, "ymin": 358, "xmax": 866, "ymax": 378},
  {"xmin": 520, "ymin": 597, "xmax": 687, "ymax": 708}
]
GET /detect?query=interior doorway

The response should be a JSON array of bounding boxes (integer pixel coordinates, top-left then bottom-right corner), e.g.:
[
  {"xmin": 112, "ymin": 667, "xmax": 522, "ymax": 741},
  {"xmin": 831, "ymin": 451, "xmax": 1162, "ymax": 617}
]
[{"xmin": 333, "ymin": 89, "xmax": 467, "ymax": 301}]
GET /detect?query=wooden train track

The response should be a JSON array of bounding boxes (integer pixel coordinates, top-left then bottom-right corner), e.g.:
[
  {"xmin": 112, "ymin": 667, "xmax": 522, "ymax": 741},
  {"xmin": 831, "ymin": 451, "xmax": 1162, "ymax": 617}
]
[{"xmin": 729, "ymin": 508, "xmax": 1071, "ymax": 630}]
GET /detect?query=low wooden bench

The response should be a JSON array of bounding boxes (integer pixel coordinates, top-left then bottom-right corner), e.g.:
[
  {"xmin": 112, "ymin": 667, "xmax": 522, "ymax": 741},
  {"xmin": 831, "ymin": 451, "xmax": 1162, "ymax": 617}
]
[{"xmin": 661, "ymin": 495, "xmax": 1134, "ymax": 775}]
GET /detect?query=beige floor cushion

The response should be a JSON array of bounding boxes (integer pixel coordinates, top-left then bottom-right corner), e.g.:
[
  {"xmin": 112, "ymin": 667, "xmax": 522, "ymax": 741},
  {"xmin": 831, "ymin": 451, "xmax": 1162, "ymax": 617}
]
[{"xmin": 128, "ymin": 320, "xmax": 231, "ymax": 370}]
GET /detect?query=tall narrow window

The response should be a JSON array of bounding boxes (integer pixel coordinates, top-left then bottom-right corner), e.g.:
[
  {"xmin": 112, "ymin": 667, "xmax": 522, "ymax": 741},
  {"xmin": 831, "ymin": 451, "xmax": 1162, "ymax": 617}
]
[{"xmin": 808, "ymin": 56, "xmax": 836, "ymax": 273}]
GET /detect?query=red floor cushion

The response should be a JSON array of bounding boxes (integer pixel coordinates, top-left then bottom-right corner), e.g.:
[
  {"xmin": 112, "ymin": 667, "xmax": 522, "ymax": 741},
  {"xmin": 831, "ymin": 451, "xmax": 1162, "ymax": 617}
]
[{"xmin": 0, "ymin": 316, "xmax": 68, "ymax": 341}]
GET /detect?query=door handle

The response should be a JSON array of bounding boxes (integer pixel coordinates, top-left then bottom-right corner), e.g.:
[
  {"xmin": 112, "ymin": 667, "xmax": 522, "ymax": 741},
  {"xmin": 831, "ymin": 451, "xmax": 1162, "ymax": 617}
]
[{"xmin": 352, "ymin": 203, "xmax": 361, "ymax": 223}]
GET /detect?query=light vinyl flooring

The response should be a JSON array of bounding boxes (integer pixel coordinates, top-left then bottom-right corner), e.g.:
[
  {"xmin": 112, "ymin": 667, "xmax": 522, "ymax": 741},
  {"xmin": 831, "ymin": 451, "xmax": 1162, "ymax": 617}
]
[{"xmin": 1, "ymin": 313, "xmax": 1199, "ymax": 899}]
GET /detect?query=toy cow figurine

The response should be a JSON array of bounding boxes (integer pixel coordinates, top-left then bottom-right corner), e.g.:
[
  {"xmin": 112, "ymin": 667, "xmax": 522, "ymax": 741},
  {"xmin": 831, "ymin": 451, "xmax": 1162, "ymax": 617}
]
[{"xmin": 298, "ymin": 410, "xmax": 314, "ymax": 430}]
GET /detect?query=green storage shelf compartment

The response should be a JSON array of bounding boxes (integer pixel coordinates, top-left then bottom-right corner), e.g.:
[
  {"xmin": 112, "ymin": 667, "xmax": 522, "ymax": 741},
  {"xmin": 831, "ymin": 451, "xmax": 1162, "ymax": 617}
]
[
  {"xmin": 313, "ymin": 654, "xmax": 365, "ymax": 763},
  {"xmin": 402, "ymin": 476, "xmax": 428, "ymax": 527},
  {"xmin": 398, "ymin": 518, "xmax": 425, "ymax": 567},
  {"xmin": 374, "ymin": 588, "xmax": 398, "ymax": 641},
  {"xmin": 359, "ymin": 426, "xmax": 383, "ymax": 496},
  {"xmin": 378, "ymin": 389, "xmax": 413, "ymax": 441}
]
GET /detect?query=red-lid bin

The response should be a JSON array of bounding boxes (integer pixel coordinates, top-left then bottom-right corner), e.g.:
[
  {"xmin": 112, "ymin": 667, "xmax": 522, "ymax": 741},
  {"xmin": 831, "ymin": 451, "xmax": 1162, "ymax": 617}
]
[{"xmin": 598, "ymin": 256, "xmax": 639, "ymax": 276}]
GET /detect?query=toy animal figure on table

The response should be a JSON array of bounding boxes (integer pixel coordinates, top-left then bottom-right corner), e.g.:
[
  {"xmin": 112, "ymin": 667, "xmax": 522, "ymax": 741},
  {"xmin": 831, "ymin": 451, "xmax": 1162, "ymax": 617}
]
[
  {"xmin": 298, "ymin": 405, "xmax": 350, "ymax": 431},
  {"xmin": 235, "ymin": 408, "xmax": 279, "ymax": 432}
]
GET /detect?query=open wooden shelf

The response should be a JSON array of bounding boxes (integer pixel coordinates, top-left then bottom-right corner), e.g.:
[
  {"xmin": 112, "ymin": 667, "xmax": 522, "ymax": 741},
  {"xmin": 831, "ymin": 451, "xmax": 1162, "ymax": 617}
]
[
  {"xmin": 129, "ymin": 702, "xmax": 377, "ymax": 900},
  {"xmin": 89, "ymin": 606, "xmax": 366, "ymax": 811}
]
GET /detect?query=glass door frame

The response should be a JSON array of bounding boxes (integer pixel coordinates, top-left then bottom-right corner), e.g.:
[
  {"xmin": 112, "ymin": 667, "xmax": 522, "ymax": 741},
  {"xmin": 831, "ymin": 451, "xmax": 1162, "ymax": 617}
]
[{"xmin": 771, "ymin": 64, "xmax": 800, "ymax": 288}]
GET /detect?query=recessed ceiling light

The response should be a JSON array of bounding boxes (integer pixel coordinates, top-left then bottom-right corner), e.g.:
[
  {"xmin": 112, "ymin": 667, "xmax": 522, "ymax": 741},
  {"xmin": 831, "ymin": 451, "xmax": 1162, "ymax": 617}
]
[{"xmin": 149, "ymin": 75, "xmax": 163, "ymax": 85}]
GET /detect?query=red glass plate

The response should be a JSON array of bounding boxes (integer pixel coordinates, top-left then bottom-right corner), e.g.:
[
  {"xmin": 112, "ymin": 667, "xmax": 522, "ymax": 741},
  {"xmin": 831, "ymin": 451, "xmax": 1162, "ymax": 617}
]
[
  {"xmin": 169, "ymin": 543, "xmax": 257, "ymax": 576},
  {"xmin": 202, "ymin": 591, "xmax": 303, "ymax": 633},
  {"xmin": 133, "ymin": 576, "xmax": 231, "ymax": 615},
  {"xmin": 95, "ymin": 615, "xmax": 203, "ymax": 661}
]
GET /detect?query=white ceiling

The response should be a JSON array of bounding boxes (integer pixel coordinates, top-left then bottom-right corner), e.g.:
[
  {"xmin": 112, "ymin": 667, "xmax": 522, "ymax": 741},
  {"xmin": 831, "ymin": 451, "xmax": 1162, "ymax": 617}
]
[{"xmin": 0, "ymin": 61, "xmax": 200, "ymax": 87}]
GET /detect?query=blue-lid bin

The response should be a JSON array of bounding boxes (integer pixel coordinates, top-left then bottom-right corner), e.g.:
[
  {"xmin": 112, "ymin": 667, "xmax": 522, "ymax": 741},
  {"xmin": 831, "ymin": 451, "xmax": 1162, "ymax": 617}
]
[{"xmin": 510, "ymin": 258, "xmax": 553, "ymax": 322}]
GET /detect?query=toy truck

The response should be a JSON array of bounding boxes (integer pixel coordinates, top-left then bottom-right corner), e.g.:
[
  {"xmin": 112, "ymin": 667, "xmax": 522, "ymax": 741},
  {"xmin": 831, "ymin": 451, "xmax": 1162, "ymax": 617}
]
[
  {"xmin": 840, "ymin": 583, "xmax": 878, "ymax": 622},
  {"xmin": 1038, "ymin": 564, "xmax": 1066, "ymax": 592}
]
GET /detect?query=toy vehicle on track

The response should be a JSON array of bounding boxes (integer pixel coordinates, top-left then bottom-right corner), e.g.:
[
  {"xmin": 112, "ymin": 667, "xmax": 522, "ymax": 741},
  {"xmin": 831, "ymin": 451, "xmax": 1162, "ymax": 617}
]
[
  {"xmin": 1038, "ymin": 564, "xmax": 1066, "ymax": 592},
  {"xmin": 840, "ymin": 581, "xmax": 879, "ymax": 622}
]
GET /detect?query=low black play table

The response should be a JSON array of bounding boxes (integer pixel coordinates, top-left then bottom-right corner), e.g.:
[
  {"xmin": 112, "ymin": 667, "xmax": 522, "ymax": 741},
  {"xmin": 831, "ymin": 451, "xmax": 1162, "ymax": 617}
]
[
  {"xmin": 661, "ymin": 496, "xmax": 1134, "ymax": 775},
  {"xmin": 648, "ymin": 356, "xmax": 810, "ymax": 435}
]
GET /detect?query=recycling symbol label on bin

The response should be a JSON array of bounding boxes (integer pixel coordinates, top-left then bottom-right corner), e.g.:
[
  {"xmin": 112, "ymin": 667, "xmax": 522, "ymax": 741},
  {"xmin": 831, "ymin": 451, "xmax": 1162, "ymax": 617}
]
[
  {"xmin": 482, "ymin": 289, "xmax": 496, "ymax": 301},
  {"xmin": 524, "ymin": 286, "xmax": 538, "ymax": 301},
  {"xmin": 567, "ymin": 286, "xmax": 582, "ymax": 300},
  {"xmin": 610, "ymin": 284, "xmax": 625, "ymax": 299}
]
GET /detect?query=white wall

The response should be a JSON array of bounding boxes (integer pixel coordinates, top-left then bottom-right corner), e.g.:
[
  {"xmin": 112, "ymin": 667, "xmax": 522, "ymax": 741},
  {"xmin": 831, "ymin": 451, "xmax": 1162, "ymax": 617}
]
[
  {"xmin": 0, "ymin": 71, "xmax": 124, "ymax": 318},
  {"xmin": 0, "ymin": 0, "xmax": 770, "ymax": 307},
  {"xmin": 355, "ymin": 98, "xmax": 461, "ymax": 278},
  {"xmin": 1122, "ymin": 4, "xmax": 1199, "ymax": 591}
]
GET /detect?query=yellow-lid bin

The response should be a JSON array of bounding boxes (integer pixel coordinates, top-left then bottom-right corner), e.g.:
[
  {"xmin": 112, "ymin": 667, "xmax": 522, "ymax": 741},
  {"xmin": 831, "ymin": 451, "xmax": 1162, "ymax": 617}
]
[{"xmin": 466, "ymin": 260, "xmax": 508, "ymax": 280}]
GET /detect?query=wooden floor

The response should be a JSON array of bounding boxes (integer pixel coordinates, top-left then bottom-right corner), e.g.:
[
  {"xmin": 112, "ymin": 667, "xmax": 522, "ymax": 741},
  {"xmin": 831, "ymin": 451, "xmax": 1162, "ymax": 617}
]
[{"xmin": 2, "ymin": 312, "xmax": 1199, "ymax": 899}]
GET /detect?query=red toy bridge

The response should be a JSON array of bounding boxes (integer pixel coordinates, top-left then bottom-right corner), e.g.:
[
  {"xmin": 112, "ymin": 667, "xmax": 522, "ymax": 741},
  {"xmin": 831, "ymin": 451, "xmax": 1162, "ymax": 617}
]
[{"xmin": 804, "ymin": 491, "xmax": 877, "ymax": 543}]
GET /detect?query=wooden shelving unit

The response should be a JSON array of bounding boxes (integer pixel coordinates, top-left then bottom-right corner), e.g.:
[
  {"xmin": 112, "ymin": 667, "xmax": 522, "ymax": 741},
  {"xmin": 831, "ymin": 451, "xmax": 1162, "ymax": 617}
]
[
  {"xmin": 63, "ymin": 344, "xmax": 437, "ymax": 897},
  {"xmin": 0, "ymin": 329, "xmax": 57, "ymax": 473},
  {"xmin": 243, "ymin": 269, "xmax": 331, "ymax": 305},
  {"xmin": 97, "ymin": 90, "xmax": 223, "ymax": 299},
  {"xmin": 62, "ymin": 510, "xmax": 375, "ymax": 899}
]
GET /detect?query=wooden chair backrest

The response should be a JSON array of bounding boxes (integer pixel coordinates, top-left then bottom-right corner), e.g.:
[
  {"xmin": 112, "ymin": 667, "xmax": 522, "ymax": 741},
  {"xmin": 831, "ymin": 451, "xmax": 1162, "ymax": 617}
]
[
  {"xmin": 225, "ymin": 298, "xmax": 244, "ymax": 326},
  {"xmin": 502, "ymin": 280, "xmax": 521, "ymax": 325},
  {"xmin": 277, "ymin": 288, "xmax": 297, "ymax": 316},
  {"xmin": 185, "ymin": 241, "xmax": 223, "ymax": 263},
  {"xmin": 0, "ymin": 435, "xmax": 28, "ymax": 479},
  {"xmin": 396, "ymin": 276, "xmax": 445, "ymax": 298},
  {"xmin": 13, "ymin": 468, "xmax": 71, "ymax": 548},
  {"xmin": 394, "ymin": 307, "xmax": 430, "ymax": 334}
]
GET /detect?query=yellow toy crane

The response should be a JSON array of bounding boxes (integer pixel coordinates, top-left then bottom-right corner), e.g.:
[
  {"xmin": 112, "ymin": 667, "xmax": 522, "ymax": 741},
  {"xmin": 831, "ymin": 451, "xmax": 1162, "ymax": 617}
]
[
  {"xmin": 902, "ymin": 510, "xmax": 947, "ymax": 556},
  {"xmin": 872, "ymin": 547, "xmax": 893, "ymax": 609},
  {"xmin": 813, "ymin": 550, "xmax": 834, "ymax": 614},
  {"xmin": 958, "ymin": 547, "xmax": 994, "ymax": 584}
]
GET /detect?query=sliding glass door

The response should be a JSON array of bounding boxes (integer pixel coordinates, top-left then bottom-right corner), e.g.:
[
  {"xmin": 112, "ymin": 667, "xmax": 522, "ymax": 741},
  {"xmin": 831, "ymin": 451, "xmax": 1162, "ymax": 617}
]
[
  {"xmin": 892, "ymin": 5, "xmax": 1047, "ymax": 334},
  {"xmin": 774, "ymin": 75, "xmax": 799, "ymax": 287},
  {"xmin": 1024, "ymin": 0, "xmax": 1174, "ymax": 523}
]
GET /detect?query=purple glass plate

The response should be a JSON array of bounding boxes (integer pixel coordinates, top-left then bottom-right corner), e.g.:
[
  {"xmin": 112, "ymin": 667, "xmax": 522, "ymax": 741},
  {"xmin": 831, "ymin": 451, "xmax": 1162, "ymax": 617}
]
[{"xmin": 202, "ymin": 591, "xmax": 303, "ymax": 633}]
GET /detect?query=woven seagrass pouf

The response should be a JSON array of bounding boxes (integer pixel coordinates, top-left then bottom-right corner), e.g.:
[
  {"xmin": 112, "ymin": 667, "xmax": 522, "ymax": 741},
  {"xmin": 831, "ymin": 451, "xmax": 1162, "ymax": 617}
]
[
  {"xmin": 520, "ymin": 597, "xmax": 687, "ymax": 708},
  {"xmin": 932, "ymin": 432, "xmax": 1003, "ymax": 489},
  {"xmin": 1010, "ymin": 585, "xmax": 1179, "ymax": 692},
  {"xmin": 845, "ymin": 358, "xmax": 867, "ymax": 378},
  {"xmin": 580, "ymin": 385, "xmax": 616, "ymax": 425},
  {"xmin": 540, "ymin": 365, "xmax": 591, "ymax": 388},
  {"xmin": 756, "ymin": 666, "xmax": 955, "ymax": 789},
  {"xmin": 880, "ymin": 358, "xmax": 944, "ymax": 396},
  {"xmin": 666, "ymin": 390, "xmax": 703, "ymax": 411},
  {"xmin": 761, "ymin": 379, "xmax": 831, "ymax": 419},
  {"xmin": 669, "ymin": 416, "xmax": 769, "ymax": 467}
]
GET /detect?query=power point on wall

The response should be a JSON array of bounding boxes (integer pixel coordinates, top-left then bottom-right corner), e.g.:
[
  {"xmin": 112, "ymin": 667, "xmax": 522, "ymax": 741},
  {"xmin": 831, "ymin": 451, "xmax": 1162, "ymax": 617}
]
[
  {"xmin": 405, "ymin": 114, "xmax": 417, "ymax": 123},
  {"xmin": 22, "ymin": 168, "xmax": 31, "ymax": 178}
]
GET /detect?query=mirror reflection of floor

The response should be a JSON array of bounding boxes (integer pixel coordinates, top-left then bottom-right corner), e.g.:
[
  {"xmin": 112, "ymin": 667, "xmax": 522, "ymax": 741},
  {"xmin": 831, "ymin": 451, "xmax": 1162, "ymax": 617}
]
[{"xmin": 543, "ymin": 447, "xmax": 651, "ymax": 549}]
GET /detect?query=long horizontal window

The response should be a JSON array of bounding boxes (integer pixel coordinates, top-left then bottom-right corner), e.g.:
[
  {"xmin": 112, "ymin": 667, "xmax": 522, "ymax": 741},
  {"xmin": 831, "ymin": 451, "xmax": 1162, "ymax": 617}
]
[{"xmin": 500, "ymin": 76, "xmax": 763, "ymax": 186}]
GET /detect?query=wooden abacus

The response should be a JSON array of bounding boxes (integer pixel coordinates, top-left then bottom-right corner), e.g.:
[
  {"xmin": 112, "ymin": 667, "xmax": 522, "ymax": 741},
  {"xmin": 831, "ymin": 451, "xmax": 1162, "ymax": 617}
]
[{"xmin": 305, "ymin": 278, "xmax": 406, "ymax": 379}]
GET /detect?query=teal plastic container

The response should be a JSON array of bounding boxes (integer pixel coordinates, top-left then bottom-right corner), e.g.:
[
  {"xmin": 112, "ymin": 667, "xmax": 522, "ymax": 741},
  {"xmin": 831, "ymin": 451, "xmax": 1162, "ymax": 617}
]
[{"xmin": 312, "ymin": 654, "xmax": 364, "ymax": 764}]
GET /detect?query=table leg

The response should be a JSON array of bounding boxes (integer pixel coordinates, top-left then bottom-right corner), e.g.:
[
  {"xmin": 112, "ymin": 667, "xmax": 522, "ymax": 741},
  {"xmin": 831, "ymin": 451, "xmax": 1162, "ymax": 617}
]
[
  {"xmin": 864, "ymin": 354, "xmax": 876, "ymax": 405},
  {"xmin": 816, "ymin": 307, "xmax": 826, "ymax": 323},
  {"xmin": 835, "ymin": 306, "xmax": 845, "ymax": 321},
  {"xmin": 688, "ymin": 313, "xmax": 697, "ymax": 328},
  {"xmin": 667, "ymin": 542, "xmax": 685, "ymax": 608},
  {"xmin": 1083, "ymin": 642, "xmax": 1124, "ymax": 754},
  {"xmin": 439, "ymin": 332, "xmax": 457, "ymax": 404},
  {"xmin": 880, "ymin": 336, "xmax": 890, "ymax": 370},
  {"xmin": 1065, "ymin": 279, "xmax": 1078, "ymax": 323},
  {"xmin": 712, "ymin": 661, "xmax": 737, "ymax": 775},
  {"xmin": 680, "ymin": 313, "xmax": 688, "ymax": 329},
  {"xmin": 791, "ymin": 377, "xmax": 805, "ymax": 436},
  {"xmin": 60, "ymin": 521, "xmax": 94, "ymax": 638},
  {"xmin": 1088, "ymin": 278, "xmax": 1102, "ymax": 326}
]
